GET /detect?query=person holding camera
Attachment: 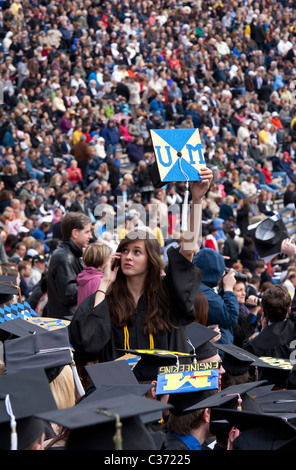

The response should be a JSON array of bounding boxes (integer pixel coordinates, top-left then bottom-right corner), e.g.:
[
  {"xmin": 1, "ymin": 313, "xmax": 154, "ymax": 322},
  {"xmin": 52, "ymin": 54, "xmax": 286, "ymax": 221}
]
[
  {"xmin": 193, "ymin": 248, "xmax": 239, "ymax": 345},
  {"xmin": 232, "ymin": 281, "xmax": 261, "ymax": 348}
]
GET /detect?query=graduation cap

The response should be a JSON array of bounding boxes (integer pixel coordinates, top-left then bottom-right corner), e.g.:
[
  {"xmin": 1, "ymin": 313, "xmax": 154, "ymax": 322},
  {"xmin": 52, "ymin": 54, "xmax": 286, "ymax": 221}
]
[
  {"xmin": 35, "ymin": 393, "xmax": 172, "ymax": 450},
  {"xmin": 184, "ymin": 381, "xmax": 267, "ymax": 413},
  {"xmin": 216, "ymin": 343, "xmax": 258, "ymax": 376},
  {"xmin": 210, "ymin": 408, "xmax": 296, "ymax": 450},
  {"xmin": 117, "ymin": 348, "xmax": 194, "ymax": 383},
  {"xmin": 0, "ymin": 317, "xmax": 46, "ymax": 342},
  {"xmin": 185, "ymin": 322, "xmax": 219, "ymax": 361},
  {"xmin": 184, "ymin": 381, "xmax": 266, "ymax": 439},
  {"xmin": 0, "ymin": 368, "xmax": 58, "ymax": 450},
  {"xmin": 0, "ymin": 300, "xmax": 38, "ymax": 331},
  {"xmin": 150, "ymin": 128, "xmax": 206, "ymax": 185},
  {"xmin": 251, "ymin": 389, "xmax": 296, "ymax": 414},
  {"xmin": 251, "ymin": 355, "xmax": 295, "ymax": 389},
  {"xmin": 84, "ymin": 360, "xmax": 154, "ymax": 399},
  {"xmin": 247, "ymin": 215, "xmax": 289, "ymax": 262},
  {"xmin": 0, "ymin": 276, "xmax": 21, "ymax": 306},
  {"xmin": 4, "ymin": 326, "xmax": 73, "ymax": 384},
  {"xmin": 163, "ymin": 361, "xmax": 220, "ymax": 415},
  {"xmin": 27, "ymin": 316, "xmax": 70, "ymax": 331},
  {"xmin": 150, "ymin": 128, "xmax": 207, "ymax": 231}
]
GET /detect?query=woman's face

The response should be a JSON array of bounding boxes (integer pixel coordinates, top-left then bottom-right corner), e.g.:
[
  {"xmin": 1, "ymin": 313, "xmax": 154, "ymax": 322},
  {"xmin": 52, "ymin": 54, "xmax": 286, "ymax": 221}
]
[
  {"xmin": 120, "ymin": 240, "xmax": 148, "ymax": 277},
  {"xmin": 233, "ymin": 282, "xmax": 246, "ymax": 305}
]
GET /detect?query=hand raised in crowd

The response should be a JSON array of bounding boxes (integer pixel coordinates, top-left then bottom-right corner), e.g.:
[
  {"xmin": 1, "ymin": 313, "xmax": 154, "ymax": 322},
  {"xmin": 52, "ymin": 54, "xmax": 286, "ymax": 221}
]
[
  {"xmin": 222, "ymin": 268, "xmax": 237, "ymax": 292},
  {"xmin": 191, "ymin": 167, "xmax": 213, "ymax": 203},
  {"xmin": 281, "ymin": 238, "xmax": 296, "ymax": 257}
]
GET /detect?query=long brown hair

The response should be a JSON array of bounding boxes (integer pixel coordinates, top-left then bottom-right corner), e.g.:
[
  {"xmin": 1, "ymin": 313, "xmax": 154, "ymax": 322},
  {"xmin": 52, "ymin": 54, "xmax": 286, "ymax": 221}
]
[{"xmin": 107, "ymin": 229, "xmax": 170, "ymax": 335}]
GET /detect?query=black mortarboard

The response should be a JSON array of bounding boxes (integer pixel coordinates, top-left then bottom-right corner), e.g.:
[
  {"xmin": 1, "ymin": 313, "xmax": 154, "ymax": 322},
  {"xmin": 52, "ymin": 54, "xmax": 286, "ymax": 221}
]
[
  {"xmin": 0, "ymin": 276, "xmax": 21, "ymax": 305},
  {"xmin": 36, "ymin": 393, "xmax": 172, "ymax": 450},
  {"xmin": 185, "ymin": 322, "xmax": 219, "ymax": 360},
  {"xmin": 216, "ymin": 343, "xmax": 258, "ymax": 376},
  {"xmin": 84, "ymin": 360, "xmax": 154, "ymax": 398},
  {"xmin": 210, "ymin": 408, "xmax": 296, "ymax": 450},
  {"xmin": 86, "ymin": 359, "xmax": 139, "ymax": 386},
  {"xmin": 184, "ymin": 381, "xmax": 266, "ymax": 413},
  {"xmin": 252, "ymin": 389, "xmax": 296, "ymax": 414},
  {"xmin": 0, "ymin": 368, "xmax": 57, "ymax": 450},
  {"xmin": 117, "ymin": 348, "xmax": 194, "ymax": 382},
  {"xmin": 0, "ymin": 317, "xmax": 45, "ymax": 341},
  {"xmin": 248, "ymin": 215, "xmax": 289, "ymax": 262},
  {"xmin": 188, "ymin": 381, "xmax": 266, "ymax": 437},
  {"xmin": 4, "ymin": 326, "xmax": 73, "ymax": 383}
]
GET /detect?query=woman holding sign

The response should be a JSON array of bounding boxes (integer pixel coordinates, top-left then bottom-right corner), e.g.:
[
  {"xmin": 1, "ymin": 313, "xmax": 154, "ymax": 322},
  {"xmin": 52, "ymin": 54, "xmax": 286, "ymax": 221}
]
[{"xmin": 69, "ymin": 167, "xmax": 213, "ymax": 365}]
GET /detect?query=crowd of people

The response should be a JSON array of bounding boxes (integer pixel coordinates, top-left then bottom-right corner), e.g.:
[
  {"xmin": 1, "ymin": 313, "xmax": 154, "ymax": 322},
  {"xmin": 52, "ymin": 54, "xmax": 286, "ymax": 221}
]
[{"xmin": 1, "ymin": 0, "xmax": 296, "ymax": 452}]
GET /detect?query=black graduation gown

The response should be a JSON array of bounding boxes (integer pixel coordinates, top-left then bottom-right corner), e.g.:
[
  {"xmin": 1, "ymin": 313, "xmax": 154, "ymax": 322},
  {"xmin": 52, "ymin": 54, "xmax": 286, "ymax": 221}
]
[
  {"xmin": 242, "ymin": 313, "xmax": 296, "ymax": 387},
  {"xmin": 243, "ymin": 313, "xmax": 296, "ymax": 358},
  {"xmin": 69, "ymin": 247, "xmax": 203, "ymax": 364}
]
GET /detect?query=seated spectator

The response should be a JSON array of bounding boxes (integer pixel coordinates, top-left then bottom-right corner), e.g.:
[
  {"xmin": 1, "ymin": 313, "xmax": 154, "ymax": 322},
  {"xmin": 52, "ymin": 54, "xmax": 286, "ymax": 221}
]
[
  {"xmin": 67, "ymin": 159, "xmax": 83, "ymax": 186},
  {"xmin": 26, "ymin": 254, "xmax": 47, "ymax": 289},
  {"xmin": 126, "ymin": 137, "xmax": 145, "ymax": 164},
  {"xmin": 240, "ymin": 175, "xmax": 257, "ymax": 198},
  {"xmin": 219, "ymin": 195, "xmax": 235, "ymax": 221}
]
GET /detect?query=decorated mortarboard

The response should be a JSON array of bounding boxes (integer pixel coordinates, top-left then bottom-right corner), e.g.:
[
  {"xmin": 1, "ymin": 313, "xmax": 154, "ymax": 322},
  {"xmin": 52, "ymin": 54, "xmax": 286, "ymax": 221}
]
[
  {"xmin": 210, "ymin": 408, "xmax": 296, "ymax": 450},
  {"xmin": 0, "ymin": 368, "xmax": 58, "ymax": 450},
  {"xmin": 117, "ymin": 348, "xmax": 194, "ymax": 383},
  {"xmin": 247, "ymin": 214, "xmax": 289, "ymax": 263},
  {"xmin": 150, "ymin": 128, "xmax": 206, "ymax": 185},
  {"xmin": 185, "ymin": 322, "xmax": 219, "ymax": 361},
  {"xmin": 250, "ymin": 355, "xmax": 296, "ymax": 389},
  {"xmin": 150, "ymin": 128, "xmax": 206, "ymax": 230},
  {"xmin": 26, "ymin": 316, "xmax": 70, "ymax": 331},
  {"xmin": 0, "ymin": 299, "xmax": 38, "ymax": 327},
  {"xmin": 36, "ymin": 393, "xmax": 172, "ymax": 451},
  {"xmin": 160, "ymin": 361, "xmax": 220, "ymax": 415}
]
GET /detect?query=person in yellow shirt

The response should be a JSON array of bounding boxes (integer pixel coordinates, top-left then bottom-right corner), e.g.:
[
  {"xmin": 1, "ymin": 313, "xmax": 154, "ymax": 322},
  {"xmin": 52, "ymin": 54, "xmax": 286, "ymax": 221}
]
[
  {"xmin": 10, "ymin": 0, "xmax": 22, "ymax": 15},
  {"xmin": 150, "ymin": 218, "xmax": 164, "ymax": 247},
  {"xmin": 258, "ymin": 122, "xmax": 276, "ymax": 156},
  {"xmin": 72, "ymin": 125, "xmax": 83, "ymax": 145}
]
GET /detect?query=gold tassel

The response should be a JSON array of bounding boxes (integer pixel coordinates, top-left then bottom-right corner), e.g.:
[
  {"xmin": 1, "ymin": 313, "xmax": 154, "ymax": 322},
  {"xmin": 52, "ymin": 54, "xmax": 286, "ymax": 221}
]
[{"xmin": 124, "ymin": 325, "xmax": 130, "ymax": 350}]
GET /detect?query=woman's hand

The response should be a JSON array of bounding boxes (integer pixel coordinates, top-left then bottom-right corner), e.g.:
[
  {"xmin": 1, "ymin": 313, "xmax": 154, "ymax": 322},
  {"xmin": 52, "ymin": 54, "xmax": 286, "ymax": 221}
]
[
  {"xmin": 100, "ymin": 253, "xmax": 121, "ymax": 291},
  {"xmin": 191, "ymin": 167, "xmax": 213, "ymax": 203}
]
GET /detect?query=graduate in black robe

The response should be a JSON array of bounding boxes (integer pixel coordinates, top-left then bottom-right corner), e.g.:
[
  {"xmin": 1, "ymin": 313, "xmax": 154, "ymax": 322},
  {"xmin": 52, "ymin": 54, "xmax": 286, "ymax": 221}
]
[{"xmin": 69, "ymin": 168, "xmax": 213, "ymax": 365}]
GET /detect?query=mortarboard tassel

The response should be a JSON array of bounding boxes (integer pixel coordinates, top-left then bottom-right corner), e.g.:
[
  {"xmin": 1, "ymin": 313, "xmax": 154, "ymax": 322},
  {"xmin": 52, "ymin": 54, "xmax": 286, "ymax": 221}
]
[
  {"xmin": 71, "ymin": 356, "xmax": 85, "ymax": 398},
  {"xmin": 5, "ymin": 394, "xmax": 17, "ymax": 450},
  {"xmin": 186, "ymin": 338, "xmax": 197, "ymax": 364},
  {"xmin": 178, "ymin": 155, "xmax": 190, "ymax": 232},
  {"xmin": 96, "ymin": 409, "xmax": 122, "ymax": 450}
]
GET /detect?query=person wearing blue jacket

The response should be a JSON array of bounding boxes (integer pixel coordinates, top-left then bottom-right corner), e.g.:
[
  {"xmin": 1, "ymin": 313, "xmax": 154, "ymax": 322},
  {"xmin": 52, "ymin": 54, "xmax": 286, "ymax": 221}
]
[
  {"xmin": 100, "ymin": 121, "xmax": 119, "ymax": 157},
  {"xmin": 193, "ymin": 248, "xmax": 239, "ymax": 344}
]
